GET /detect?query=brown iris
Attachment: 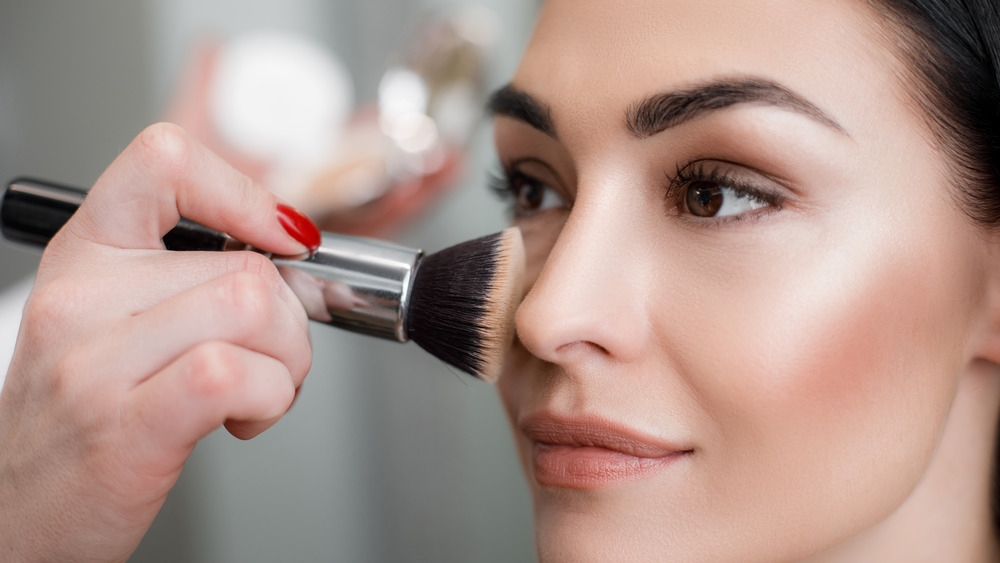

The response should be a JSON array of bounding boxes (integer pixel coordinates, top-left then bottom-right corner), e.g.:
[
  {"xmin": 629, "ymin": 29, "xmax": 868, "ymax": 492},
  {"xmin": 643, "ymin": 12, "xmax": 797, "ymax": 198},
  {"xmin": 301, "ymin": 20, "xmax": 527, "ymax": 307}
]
[
  {"xmin": 512, "ymin": 174, "xmax": 547, "ymax": 213},
  {"xmin": 685, "ymin": 181, "xmax": 724, "ymax": 217}
]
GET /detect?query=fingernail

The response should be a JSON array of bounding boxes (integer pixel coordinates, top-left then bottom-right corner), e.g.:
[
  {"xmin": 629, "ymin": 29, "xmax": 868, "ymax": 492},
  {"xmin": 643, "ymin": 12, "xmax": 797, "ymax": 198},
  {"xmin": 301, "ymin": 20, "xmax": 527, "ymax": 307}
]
[{"xmin": 276, "ymin": 204, "xmax": 321, "ymax": 252}]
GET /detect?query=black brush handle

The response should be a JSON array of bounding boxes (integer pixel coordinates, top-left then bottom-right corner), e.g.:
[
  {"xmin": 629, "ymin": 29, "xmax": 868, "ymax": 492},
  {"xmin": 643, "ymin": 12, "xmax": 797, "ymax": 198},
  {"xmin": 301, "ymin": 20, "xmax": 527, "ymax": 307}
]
[{"xmin": 0, "ymin": 177, "xmax": 229, "ymax": 251}]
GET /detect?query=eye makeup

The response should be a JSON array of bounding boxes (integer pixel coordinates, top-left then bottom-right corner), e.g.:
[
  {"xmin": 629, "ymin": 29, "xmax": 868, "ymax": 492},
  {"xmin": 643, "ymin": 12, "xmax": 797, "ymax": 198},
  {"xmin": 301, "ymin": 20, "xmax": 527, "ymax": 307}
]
[
  {"xmin": 487, "ymin": 155, "xmax": 788, "ymax": 228},
  {"xmin": 663, "ymin": 160, "xmax": 786, "ymax": 225}
]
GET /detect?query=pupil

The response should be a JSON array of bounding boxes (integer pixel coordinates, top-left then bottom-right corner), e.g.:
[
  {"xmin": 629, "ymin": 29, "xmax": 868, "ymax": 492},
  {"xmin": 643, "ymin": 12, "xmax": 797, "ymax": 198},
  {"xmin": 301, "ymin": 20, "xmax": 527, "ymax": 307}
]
[
  {"xmin": 686, "ymin": 182, "xmax": 723, "ymax": 217},
  {"xmin": 524, "ymin": 183, "xmax": 543, "ymax": 208},
  {"xmin": 696, "ymin": 188, "xmax": 713, "ymax": 207}
]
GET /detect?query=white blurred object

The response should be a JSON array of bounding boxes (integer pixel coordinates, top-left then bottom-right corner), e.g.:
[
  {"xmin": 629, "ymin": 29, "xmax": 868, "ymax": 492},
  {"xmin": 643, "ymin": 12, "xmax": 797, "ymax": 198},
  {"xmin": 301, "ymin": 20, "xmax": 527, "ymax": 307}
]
[
  {"xmin": 378, "ymin": 67, "xmax": 443, "ymax": 179},
  {"xmin": 210, "ymin": 31, "xmax": 353, "ymax": 200},
  {"xmin": 0, "ymin": 277, "xmax": 32, "ymax": 391}
]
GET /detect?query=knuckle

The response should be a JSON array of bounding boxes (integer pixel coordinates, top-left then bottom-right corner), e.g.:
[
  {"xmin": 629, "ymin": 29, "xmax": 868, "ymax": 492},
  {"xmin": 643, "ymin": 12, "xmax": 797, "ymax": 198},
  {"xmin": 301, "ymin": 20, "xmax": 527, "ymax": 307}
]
[
  {"xmin": 228, "ymin": 250, "xmax": 280, "ymax": 281},
  {"xmin": 185, "ymin": 342, "xmax": 243, "ymax": 397},
  {"xmin": 44, "ymin": 344, "xmax": 109, "ymax": 416},
  {"xmin": 23, "ymin": 280, "xmax": 85, "ymax": 334},
  {"xmin": 135, "ymin": 122, "xmax": 192, "ymax": 174},
  {"xmin": 220, "ymin": 270, "xmax": 276, "ymax": 332}
]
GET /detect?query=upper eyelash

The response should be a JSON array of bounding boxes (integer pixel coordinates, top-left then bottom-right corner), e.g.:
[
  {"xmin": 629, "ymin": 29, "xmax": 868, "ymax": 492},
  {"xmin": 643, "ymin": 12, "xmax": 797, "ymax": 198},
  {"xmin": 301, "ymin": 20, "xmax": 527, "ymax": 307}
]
[
  {"xmin": 487, "ymin": 165, "xmax": 514, "ymax": 201},
  {"xmin": 487, "ymin": 164, "xmax": 525, "ymax": 219}
]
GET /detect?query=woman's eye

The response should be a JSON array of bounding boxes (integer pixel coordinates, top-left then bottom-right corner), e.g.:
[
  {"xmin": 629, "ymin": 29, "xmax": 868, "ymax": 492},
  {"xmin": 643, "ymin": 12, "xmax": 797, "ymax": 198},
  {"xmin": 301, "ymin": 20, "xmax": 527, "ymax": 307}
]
[
  {"xmin": 667, "ymin": 161, "xmax": 782, "ymax": 222},
  {"xmin": 683, "ymin": 180, "xmax": 769, "ymax": 218},
  {"xmin": 490, "ymin": 166, "xmax": 567, "ymax": 217},
  {"xmin": 512, "ymin": 174, "xmax": 564, "ymax": 214}
]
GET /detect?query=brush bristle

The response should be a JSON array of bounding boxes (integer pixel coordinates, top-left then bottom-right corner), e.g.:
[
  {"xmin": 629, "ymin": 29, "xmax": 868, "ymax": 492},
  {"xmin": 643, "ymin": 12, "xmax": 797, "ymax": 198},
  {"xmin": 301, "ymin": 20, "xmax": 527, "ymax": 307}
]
[{"xmin": 405, "ymin": 227, "xmax": 524, "ymax": 382}]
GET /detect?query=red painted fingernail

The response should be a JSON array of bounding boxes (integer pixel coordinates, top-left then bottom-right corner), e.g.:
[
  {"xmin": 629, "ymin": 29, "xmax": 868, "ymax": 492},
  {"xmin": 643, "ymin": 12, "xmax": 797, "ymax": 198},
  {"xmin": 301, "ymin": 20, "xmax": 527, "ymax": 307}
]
[{"xmin": 276, "ymin": 203, "xmax": 321, "ymax": 252}]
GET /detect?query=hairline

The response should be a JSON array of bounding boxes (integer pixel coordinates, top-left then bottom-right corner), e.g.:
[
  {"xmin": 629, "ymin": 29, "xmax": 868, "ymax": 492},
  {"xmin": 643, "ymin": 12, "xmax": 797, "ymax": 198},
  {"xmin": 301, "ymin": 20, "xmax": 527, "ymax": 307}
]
[{"xmin": 862, "ymin": 0, "xmax": 995, "ymax": 229}]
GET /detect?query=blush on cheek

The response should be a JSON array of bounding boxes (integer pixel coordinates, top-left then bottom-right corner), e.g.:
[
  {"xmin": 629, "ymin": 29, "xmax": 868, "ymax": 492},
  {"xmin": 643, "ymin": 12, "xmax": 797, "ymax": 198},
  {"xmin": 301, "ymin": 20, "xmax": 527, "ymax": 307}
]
[
  {"xmin": 763, "ymin": 237, "xmax": 966, "ymax": 425},
  {"xmin": 681, "ymin": 223, "xmax": 974, "ymax": 545}
]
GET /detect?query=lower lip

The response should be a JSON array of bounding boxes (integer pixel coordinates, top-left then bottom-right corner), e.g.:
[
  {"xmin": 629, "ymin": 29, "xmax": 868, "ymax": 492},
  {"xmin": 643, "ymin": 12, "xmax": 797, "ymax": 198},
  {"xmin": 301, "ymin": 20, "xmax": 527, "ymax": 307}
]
[{"xmin": 531, "ymin": 443, "xmax": 689, "ymax": 490}]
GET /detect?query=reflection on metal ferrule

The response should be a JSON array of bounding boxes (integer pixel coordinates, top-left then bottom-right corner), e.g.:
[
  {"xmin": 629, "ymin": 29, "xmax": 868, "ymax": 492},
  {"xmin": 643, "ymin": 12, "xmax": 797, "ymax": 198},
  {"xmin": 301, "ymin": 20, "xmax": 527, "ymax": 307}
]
[{"xmin": 273, "ymin": 233, "xmax": 422, "ymax": 342}]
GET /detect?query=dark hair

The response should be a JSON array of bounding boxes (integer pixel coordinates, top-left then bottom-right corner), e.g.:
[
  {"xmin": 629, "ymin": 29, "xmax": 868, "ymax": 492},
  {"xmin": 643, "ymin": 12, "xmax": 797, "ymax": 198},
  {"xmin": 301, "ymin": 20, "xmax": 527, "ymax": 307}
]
[
  {"xmin": 868, "ymin": 0, "xmax": 1000, "ymax": 531},
  {"xmin": 868, "ymin": 0, "xmax": 1000, "ymax": 227}
]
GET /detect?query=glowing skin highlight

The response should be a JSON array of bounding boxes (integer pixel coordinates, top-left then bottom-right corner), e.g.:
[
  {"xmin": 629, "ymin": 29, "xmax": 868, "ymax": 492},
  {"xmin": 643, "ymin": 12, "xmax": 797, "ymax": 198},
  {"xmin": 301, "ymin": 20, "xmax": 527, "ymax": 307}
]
[{"xmin": 491, "ymin": 1, "xmax": 1000, "ymax": 561}]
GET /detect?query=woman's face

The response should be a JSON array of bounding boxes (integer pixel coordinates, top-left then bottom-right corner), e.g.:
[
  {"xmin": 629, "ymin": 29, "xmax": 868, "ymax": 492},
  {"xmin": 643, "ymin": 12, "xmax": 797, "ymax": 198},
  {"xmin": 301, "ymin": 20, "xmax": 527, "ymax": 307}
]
[{"xmin": 493, "ymin": 0, "xmax": 996, "ymax": 560}]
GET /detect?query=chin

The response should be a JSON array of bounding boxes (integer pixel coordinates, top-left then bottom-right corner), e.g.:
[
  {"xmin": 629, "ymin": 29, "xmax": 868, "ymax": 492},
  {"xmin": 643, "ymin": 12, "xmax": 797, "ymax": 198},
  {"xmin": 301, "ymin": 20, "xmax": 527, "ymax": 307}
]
[
  {"xmin": 528, "ymin": 478, "xmax": 694, "ymax": 563},
  {"xmin": 526, "ymin": 484, "xmax": 844, "ymax": 563},
  {"xmin": 533, "ymin": 503, "xmax": 652, "ymax": 563}
]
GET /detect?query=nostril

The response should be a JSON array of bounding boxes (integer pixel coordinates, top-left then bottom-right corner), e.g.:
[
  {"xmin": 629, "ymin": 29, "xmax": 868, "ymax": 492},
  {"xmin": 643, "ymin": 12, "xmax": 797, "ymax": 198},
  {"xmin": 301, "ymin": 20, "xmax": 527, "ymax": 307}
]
[{"xmin": 555, "ymin": 340, "xmax": 610, "ymax": 357}]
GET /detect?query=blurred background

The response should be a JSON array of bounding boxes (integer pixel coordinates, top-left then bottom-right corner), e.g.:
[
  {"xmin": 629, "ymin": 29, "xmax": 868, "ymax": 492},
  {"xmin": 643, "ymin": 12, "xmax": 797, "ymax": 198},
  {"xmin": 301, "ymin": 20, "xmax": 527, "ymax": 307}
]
[{"xmin": 0, "ymin": 0, "xmax": 539, "ymax": 561}]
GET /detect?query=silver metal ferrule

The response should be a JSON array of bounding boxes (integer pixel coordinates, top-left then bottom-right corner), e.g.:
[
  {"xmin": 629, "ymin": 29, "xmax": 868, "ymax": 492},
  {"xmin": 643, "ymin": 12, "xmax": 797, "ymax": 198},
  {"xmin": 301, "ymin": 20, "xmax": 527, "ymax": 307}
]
[{"xmin": 271, "ymin": 233, "xmax": 423, "ymax": 342}]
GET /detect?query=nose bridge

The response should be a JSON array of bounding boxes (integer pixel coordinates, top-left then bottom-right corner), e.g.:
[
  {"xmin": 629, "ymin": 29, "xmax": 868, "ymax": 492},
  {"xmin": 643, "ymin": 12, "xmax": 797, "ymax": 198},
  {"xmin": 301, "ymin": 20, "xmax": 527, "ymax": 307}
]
[{"xmin": 515, "ymin": 173, "xmax": 648, "ymax": 365}]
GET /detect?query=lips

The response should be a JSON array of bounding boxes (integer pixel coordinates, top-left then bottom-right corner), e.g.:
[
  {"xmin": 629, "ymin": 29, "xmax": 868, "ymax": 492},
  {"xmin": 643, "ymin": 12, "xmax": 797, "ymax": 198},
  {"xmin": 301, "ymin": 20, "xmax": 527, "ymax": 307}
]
[{"xmin": 520, "ymin": 413, "xmax": 692, "ymax": 490}]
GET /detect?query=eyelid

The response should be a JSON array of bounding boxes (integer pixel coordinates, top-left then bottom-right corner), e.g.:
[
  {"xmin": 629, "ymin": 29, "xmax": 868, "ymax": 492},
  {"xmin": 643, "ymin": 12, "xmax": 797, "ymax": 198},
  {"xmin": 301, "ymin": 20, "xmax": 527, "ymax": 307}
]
[{"xmin": 508, "ymin": 158, "xmax": 570, "ymax": 193}]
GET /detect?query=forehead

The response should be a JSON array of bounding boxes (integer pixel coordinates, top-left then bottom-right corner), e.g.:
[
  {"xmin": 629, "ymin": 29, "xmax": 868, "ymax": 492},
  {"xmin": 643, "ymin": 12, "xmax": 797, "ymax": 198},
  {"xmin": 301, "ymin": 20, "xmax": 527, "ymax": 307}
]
[{"xmin": 513, "ymin": 0, "xmax": 898, "ymax": 142}]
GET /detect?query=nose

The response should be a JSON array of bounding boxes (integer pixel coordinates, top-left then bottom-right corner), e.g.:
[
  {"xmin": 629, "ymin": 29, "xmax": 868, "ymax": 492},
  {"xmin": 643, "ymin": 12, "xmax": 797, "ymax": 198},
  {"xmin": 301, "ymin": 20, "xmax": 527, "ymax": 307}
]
[{"xmin": 515, "ymin": 188, "xmax": 649, "ymax": 367}]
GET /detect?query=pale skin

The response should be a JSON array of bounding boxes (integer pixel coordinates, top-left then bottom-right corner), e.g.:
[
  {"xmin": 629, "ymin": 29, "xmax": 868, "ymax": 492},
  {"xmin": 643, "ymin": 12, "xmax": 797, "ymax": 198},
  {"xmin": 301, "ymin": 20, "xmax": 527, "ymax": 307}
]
[
  {"xmin": 0, "ymin": 123, "xmax": 314, "ymax": 561},
  {"xmin": 494, "ymin": 0, "xmax": 1000, "ymax": 561}
]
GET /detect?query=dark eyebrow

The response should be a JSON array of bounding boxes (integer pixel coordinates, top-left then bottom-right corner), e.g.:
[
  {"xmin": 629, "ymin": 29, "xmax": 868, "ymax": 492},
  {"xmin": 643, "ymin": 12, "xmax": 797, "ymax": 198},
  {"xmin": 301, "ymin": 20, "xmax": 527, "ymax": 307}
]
[
  {"xmin": 625, "ymin": 77, "xmax": 848, "ymax": 138},
  {"xmin": 487, "ymin": 84, "xmax": 557, "ymax": 138}
]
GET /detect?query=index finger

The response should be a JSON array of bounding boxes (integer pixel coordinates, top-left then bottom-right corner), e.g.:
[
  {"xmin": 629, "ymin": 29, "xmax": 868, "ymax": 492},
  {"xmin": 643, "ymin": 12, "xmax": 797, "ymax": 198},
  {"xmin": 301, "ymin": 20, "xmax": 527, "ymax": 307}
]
[{"xmin": 62, "ymin": 122, "xmax": 317, "ymax": 255}]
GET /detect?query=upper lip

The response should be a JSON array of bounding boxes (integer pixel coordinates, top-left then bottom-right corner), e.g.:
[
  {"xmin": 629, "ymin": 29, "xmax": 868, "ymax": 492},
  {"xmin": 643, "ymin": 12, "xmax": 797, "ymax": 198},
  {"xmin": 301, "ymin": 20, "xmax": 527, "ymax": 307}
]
[{"xmin": 519, "ymin": 412, "xmax": 691, "ymax": 458}]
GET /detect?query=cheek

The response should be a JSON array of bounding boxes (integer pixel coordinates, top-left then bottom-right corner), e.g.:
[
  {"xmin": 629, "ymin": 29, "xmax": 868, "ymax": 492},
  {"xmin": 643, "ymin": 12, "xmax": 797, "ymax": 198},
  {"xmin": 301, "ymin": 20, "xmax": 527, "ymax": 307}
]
[
  {"xmin": 716, "ymin": 252, "xmax": 954, "ymax": 453},
  {"xmin": 666, "ymin": 216, "xmax": 978, "ymax": 536}
]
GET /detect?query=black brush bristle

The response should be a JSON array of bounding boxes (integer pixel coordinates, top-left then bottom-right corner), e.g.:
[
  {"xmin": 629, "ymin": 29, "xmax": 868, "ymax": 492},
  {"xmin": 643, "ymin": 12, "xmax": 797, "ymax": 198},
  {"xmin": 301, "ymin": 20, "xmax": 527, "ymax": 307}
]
[{"xmin": 405, "ymin": 228, "xmax": 523, "ymax": 382}]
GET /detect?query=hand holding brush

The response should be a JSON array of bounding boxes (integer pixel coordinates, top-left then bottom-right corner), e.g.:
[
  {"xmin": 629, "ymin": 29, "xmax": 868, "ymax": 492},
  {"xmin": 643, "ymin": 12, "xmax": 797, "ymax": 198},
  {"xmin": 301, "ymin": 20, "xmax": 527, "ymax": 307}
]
[{"xmin": 2, "ymin": 178, "xmax": 524, "ymax": 382}]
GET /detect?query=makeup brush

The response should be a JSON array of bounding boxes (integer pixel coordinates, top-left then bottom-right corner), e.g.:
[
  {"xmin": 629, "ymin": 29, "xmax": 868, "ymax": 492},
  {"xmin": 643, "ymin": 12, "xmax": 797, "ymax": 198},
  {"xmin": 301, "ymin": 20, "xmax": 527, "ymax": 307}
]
[{"xmin": 0, "ymin": 177, "xmax": 524, "ymax": 382}]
